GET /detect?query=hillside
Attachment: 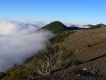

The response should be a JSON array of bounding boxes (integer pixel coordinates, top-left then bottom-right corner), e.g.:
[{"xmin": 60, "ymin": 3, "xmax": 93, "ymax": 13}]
[
  {"xmin": 0, "ymin": 22, "xmax": 106, "ymax": 80},
  {"xmin": 42, "ymin": 21, "xmax": 69, "ymax": 33}
]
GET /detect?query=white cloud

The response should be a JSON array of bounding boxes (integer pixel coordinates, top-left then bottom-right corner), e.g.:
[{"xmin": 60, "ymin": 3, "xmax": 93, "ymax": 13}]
[
  {"xmin": 0, "ymin": 20, "xmax": 54, "ymax": 72},
  {"xmin": 0, "ymin": 20, "xmax": 40, "ymax": 35}
]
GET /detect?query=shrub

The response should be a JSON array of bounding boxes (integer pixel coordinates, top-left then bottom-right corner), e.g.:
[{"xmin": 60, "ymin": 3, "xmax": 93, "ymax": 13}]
[{"xmin": 37, "ymin": 44, "xmax": 80, "ymax": 75}]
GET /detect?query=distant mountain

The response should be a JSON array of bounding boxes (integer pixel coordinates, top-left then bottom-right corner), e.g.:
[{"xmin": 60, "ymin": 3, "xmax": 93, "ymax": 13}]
[
  {"xmin": 88, "ymin": 23, "xmax": 106, "ymax": 29},
  {"xmin": 68, "ymin": 25, "xmax": 81, "ymax": 30},
  {"xmin": 42, "ymin": 21, "xmax": 69, "ymax": 33}
]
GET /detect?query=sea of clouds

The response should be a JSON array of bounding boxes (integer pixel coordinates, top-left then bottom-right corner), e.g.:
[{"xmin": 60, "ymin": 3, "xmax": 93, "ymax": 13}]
[{"xmin": 0, "ymin": 20, "xmax": 53, "ymax": 72}]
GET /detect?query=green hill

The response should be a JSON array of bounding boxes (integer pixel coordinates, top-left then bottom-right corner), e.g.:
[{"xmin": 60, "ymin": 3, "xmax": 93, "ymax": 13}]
[{"xmin": 42, "ymin": 21, "xmax": 69, "ymax": 33}]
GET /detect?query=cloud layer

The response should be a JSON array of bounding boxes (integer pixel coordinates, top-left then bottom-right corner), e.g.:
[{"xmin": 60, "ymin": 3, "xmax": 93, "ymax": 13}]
[
  {"xmin": 0, "ymin": 20, "xmax": 53, "ymax": 72},
  {"xmin": 0, "ymin": 20, "xmax": 40, "ymax": 35}
]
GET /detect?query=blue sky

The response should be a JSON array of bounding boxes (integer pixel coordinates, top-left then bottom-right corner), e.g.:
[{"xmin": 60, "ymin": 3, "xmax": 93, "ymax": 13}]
[{"xmin": 0, "ymin": 0, "xmax": 106, "ymax": 24}]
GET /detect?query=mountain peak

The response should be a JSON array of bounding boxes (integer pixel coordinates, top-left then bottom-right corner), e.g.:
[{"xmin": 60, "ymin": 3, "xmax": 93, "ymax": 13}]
[{"xmin": 43, "ymin": 21, "xmax": 68, "ymax": 33}]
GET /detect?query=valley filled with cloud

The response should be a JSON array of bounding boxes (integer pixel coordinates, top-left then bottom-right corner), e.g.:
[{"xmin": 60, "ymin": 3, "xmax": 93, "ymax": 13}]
[{"xmin": 0, "ymin": 20, "xmax": 53, "ymax": 72}]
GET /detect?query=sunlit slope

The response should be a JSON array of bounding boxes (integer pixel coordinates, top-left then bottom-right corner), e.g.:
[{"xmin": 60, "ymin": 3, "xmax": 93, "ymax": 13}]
[{"xmin": 60, "ymin": 27, "xmax": 106, "ymax": 61}]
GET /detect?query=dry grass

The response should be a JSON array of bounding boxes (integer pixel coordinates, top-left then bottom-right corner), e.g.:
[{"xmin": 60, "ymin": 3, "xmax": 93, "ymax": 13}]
[{"xmin": 61, "ymin": 28, "xmax": 106, "ymax": 54}]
